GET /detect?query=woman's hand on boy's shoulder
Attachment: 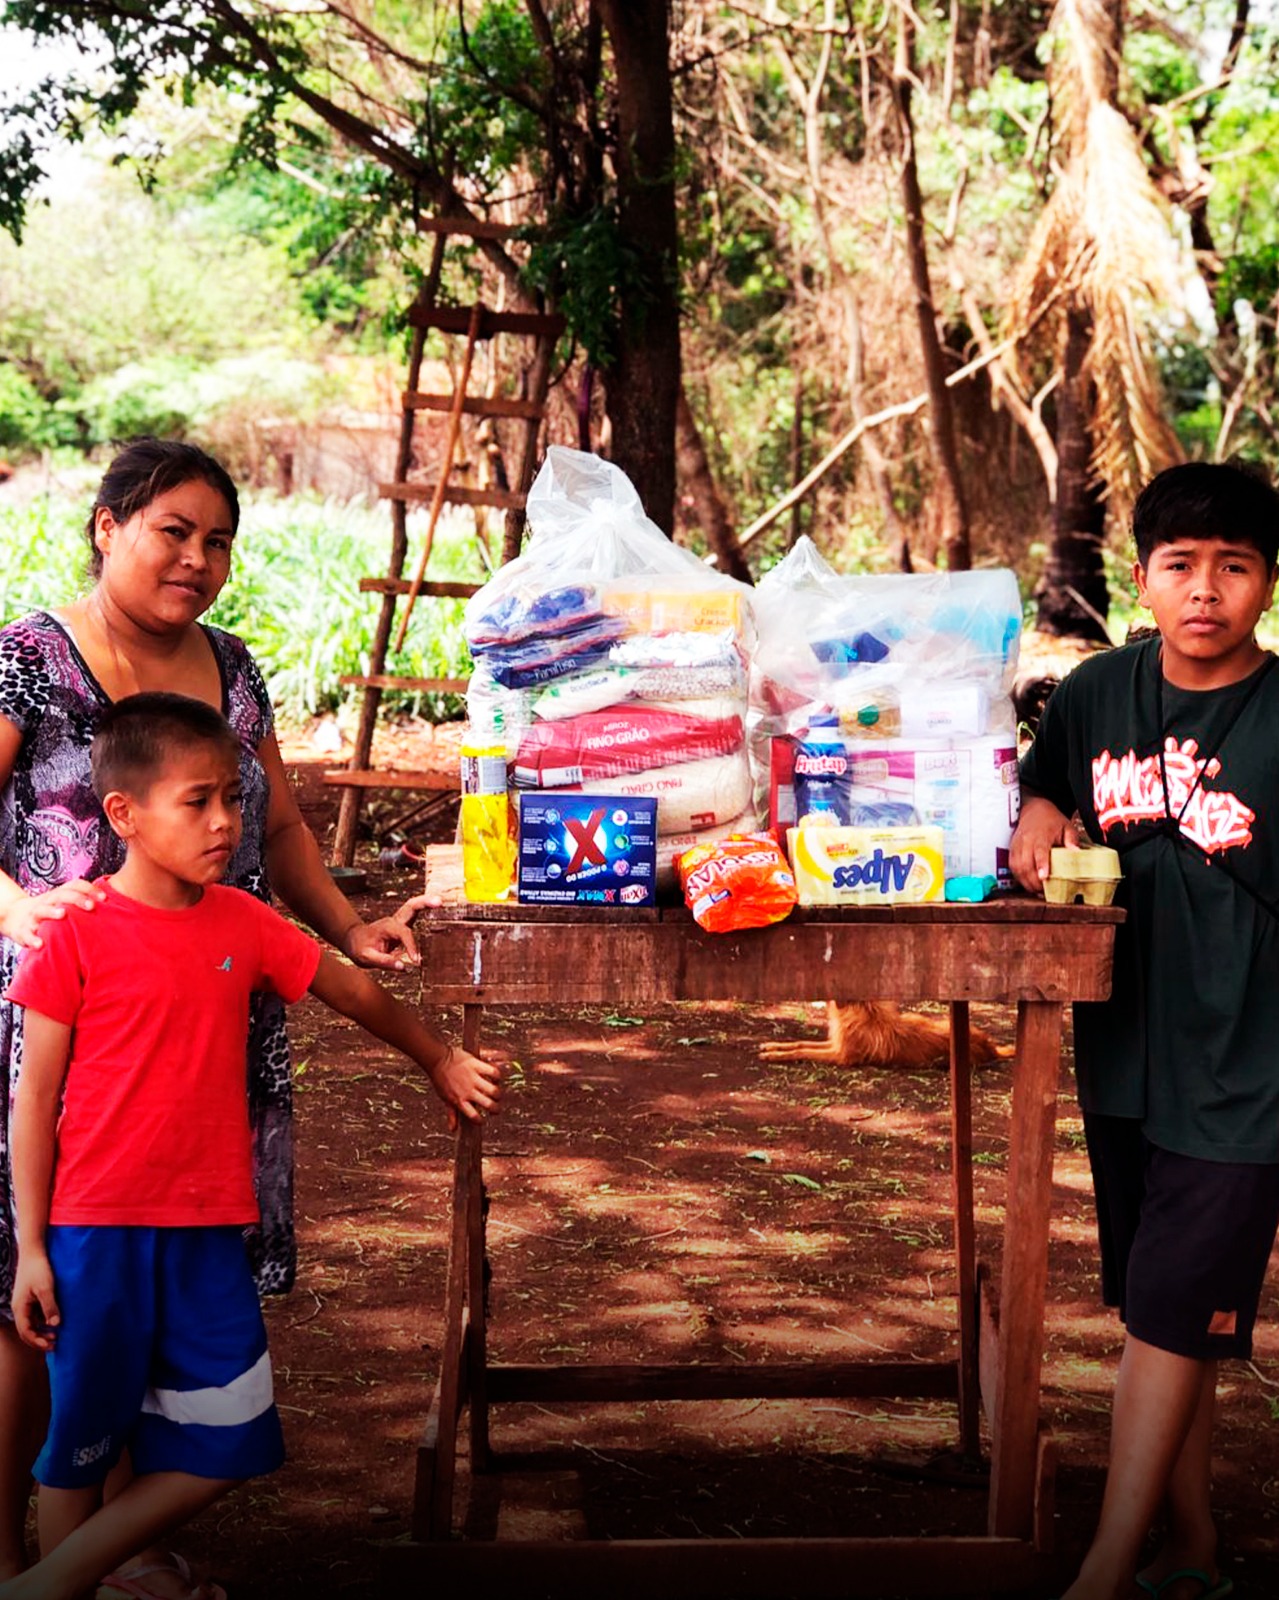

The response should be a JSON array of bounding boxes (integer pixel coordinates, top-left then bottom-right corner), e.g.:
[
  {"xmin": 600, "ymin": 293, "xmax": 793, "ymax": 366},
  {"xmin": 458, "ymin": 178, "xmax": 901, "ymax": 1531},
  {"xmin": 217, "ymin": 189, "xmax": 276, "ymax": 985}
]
[
  {"xmin": 1010, "ymin": 796, "xmax": 1081, "ymax": 895},
  {"xmin": 0, "ymin": 879, "xmax": 107, "ymax": 949},
  {"xmin": 429, "ymin": 1046, "xmax": 501, "ymax": 1131},
  {"xmin": 12, "ymin": 1249, "xmax": 60, "ymax": 1352}
]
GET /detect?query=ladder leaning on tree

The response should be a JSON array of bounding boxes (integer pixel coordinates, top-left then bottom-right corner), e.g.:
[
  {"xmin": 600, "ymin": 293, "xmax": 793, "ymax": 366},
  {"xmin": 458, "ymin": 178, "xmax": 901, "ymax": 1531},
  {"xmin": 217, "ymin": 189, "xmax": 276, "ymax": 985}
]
[{"xmin": 326, "ymin": 220, "xmax": 565, "ymax": 867}]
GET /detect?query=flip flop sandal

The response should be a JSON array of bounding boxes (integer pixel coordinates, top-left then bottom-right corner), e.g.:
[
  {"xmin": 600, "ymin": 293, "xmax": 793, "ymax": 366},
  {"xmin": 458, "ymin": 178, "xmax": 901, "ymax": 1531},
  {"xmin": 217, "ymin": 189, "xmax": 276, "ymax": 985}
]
[
  {"xmin": 1153, "ymin": 1570, "xmax": 1234, "ymax": 1600},
  {"xmin": 97, "ymin": 1551, "xmax": 227, "ymax": 1600}
]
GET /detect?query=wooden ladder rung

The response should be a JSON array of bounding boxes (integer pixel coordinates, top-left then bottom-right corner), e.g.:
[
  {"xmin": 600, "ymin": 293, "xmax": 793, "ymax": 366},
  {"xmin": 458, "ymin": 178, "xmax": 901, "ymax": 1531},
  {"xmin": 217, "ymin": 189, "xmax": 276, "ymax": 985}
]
[
  {"xmin": 323, "ymin": 768, "xmax": 459, "ymax": 792},
  {"xmin": 358, "ymin": 578, "xmax": 481, "ymax": 599},
  {"xmin": 404, "ymin": 391, "xmax": 545, "ymax": 420},
  {"xmin": 406, "ymin": 306, "xmax": 567, "ymax": 340},
  {"xmin": 341, "ymin": 674, "xmax": 470, "ymax": 694},
  {"xmin": 378, "ymin": 482, "xmax": 526, "ymax": 510}
]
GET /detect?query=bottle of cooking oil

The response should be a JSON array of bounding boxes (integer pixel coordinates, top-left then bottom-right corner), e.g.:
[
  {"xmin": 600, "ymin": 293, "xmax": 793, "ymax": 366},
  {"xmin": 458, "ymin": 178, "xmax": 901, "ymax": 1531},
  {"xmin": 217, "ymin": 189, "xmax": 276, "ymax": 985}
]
[{"xmin": 460, "ymin": 709, "xmax": 515, "ymax": 902}]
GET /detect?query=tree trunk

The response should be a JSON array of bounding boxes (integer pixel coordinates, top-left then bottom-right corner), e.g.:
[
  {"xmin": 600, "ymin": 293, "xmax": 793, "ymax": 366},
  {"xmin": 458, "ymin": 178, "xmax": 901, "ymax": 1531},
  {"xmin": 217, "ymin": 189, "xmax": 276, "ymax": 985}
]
[
  {"xmin": 594, "ymin": 0, "xmax": 681, "ymax": 534},
  {"xmin": 893, "ymin": 13, "xmax": 970, "ymax": 571},
  {"xmin": 675, "ymin": 389, "xmax": 753, "ymax": 584},
  {"xmin": 1036, "ymin": 305, "xmax": 1111, "ymax": 642}
]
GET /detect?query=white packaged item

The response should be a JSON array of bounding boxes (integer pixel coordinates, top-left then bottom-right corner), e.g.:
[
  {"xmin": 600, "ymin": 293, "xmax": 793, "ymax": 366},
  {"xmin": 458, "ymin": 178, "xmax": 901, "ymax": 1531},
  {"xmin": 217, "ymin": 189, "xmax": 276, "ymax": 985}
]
[
  {"xmin": 843, "ymin": 736, "xmax": 1017, "ymax": 883},
  {"xmin": 898, "ymin": 683, "xmax": 989, "ymax": 741},
  {"xmin": 532, "ymin": 666, "xmax": 638, "ymax": 721},
  {"xmin": 577, "ymin": 749, "xmax": 753, "ymax": 836},
  {"xmin": 655, "ymin": 808, "xmax": 759, "ymax": 892}
]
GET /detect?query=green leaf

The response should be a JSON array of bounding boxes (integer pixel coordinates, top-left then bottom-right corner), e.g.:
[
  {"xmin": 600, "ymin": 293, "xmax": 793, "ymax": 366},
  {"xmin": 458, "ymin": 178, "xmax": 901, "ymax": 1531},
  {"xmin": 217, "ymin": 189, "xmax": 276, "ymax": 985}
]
[
  {"xmin": 745, "ymin": 1150, "xmax": 772, "ymax": 1164},
  {"xmin": 781, "ymin": 1172, "xmax": 823, "ymax": 1192}
]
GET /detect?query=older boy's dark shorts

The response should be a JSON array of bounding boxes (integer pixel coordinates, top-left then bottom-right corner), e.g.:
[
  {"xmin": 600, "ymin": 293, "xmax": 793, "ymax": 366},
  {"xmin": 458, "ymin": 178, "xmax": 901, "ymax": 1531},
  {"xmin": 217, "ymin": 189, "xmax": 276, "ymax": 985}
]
[{"xmin": 1084, "ymin": 1113, "xmax": 1279, "ymax": 1361}]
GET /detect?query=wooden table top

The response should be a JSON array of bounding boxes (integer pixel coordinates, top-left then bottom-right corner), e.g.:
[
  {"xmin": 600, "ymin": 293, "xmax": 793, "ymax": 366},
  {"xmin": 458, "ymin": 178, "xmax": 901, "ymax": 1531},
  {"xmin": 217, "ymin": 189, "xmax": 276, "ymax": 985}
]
[{"xmin": 418, "ymin": 847, "xmax": 1122, "ymax": 1005}]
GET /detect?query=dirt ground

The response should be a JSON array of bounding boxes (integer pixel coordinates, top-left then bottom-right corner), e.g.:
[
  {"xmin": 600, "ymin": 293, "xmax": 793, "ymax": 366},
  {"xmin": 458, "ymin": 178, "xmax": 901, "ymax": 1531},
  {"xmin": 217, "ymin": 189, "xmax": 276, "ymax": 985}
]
[{"xmin": 159, "ymin": 726, "xmax": 1279, "ymax": 1600}]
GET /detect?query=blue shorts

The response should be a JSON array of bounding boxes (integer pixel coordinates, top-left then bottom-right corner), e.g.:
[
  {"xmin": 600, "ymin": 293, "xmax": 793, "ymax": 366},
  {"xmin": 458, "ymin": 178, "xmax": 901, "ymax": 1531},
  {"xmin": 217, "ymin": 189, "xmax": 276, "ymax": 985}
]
[{"xmin": 36, "ymin": 1226, "xmax": 285, "ymax": 1490}]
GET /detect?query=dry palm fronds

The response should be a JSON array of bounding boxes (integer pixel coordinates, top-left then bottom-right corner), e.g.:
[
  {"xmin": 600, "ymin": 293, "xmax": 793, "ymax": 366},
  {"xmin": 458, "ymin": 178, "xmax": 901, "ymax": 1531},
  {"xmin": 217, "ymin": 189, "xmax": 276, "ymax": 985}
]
[{"xmin": 1006, "ymin": 0, "xmax": 1185, "ymax": 513}]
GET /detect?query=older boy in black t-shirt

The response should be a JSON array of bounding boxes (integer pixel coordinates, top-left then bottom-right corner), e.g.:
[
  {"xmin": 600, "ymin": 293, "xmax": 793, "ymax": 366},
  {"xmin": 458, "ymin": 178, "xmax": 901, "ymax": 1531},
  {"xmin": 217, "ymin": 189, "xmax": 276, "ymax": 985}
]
[{"xmin": 1014, "ymin": 462, "xmax": 1279, "ymax": 1600}]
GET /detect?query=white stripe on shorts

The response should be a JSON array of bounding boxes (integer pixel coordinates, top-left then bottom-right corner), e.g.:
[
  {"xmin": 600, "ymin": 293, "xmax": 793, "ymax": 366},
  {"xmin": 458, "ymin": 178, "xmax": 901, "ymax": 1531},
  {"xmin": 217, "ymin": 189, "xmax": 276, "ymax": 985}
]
[{"xmin": 140, "ymin": 1350, "xmax": 275, "ymax": 1428}]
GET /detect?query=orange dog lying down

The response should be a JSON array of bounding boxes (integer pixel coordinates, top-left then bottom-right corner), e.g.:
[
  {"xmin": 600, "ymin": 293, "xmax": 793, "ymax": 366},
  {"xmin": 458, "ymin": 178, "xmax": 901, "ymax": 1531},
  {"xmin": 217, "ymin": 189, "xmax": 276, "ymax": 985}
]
[{"xmin": 759, "ymin": 1000, "xmax": 1013, "ymax": 1069}]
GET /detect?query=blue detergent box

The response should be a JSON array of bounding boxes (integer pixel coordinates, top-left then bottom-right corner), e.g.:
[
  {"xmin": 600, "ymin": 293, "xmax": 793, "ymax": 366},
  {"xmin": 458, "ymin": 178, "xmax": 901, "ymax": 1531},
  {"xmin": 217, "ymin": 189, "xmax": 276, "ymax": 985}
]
[{"xmin": 517, "ymin": 794, "xmax": 658, "ymax": 906}]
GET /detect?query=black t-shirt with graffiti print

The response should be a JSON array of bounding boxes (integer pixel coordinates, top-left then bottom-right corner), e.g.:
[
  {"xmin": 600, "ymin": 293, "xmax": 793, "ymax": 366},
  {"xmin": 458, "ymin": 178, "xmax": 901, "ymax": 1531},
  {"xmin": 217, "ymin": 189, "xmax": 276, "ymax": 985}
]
[{"xmin": 1021, "ymin": 635, "xmax": 1279, "ymax": 1164}]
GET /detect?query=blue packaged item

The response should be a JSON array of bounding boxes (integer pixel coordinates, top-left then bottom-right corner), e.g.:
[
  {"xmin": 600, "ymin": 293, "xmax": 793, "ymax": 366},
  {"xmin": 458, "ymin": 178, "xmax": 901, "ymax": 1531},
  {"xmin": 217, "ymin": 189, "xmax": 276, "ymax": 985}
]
[
  {"xmin": 518, "ymin": 794, "xmax": 658, "ymax": 906},
  {"xmin": 848, "ymin": 799, "xmax": 918, "ymax": 828},
  {"xmin": 811, "ymin": 630, "xmax": 890, "ymax": 670},
  {"xmin": 792, "ymin": 717, "xmax": 851, "ymax": 825},
  {"xmin": 945, "ymin": 873, "xmax": 998, "ymax": 903},
  {"xmin": 468, "ymin": 583, "xmax": 602, "ymax": 648},
  {"xmin": 476, "ymin": 615, "xmax": 629, "ymax": 689}
]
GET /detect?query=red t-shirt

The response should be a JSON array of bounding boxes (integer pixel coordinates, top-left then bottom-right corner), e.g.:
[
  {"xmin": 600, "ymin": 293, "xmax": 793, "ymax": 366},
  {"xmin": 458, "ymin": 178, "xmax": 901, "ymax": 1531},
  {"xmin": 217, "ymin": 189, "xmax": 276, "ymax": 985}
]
[{"xmin": 5, "ymin": 881, "xmax": 321, "ymax": 1227}]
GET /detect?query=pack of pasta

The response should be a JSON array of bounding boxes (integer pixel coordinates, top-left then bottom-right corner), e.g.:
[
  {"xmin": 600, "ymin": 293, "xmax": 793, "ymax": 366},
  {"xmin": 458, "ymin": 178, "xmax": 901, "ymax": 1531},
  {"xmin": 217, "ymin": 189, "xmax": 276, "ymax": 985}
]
[
  {"xmin": 748, "ymin": 538, "xmax": 1022, "ymax": 894},
  {"xmin": 463, "ymin": 448, "xmax": 759, "ymax": 901}
]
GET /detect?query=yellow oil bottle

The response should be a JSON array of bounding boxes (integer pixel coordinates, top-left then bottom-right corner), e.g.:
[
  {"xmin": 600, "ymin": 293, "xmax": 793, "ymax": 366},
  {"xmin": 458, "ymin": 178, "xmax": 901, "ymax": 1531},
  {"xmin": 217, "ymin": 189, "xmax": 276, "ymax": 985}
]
[{"xmin": 460, "ymin": 711, "xmax": 515, "ymax": 902}]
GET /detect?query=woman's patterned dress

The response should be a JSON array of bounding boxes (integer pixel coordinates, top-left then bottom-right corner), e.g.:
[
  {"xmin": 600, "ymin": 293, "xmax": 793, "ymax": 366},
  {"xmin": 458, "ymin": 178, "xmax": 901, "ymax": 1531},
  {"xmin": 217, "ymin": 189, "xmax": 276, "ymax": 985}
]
[{"xmin": 0, "ymin": 611, "xmax": 297, "ymax": 1310}]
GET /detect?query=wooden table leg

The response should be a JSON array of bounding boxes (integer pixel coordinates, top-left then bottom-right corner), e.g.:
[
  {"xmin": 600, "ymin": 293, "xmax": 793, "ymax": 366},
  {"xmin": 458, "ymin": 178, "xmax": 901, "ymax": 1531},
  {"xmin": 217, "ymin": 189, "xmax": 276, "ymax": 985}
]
[
  {"xmin": 987, "ymin": 999, "xmax": 1063, "ymax": 1537},
  {"xmin": 462, "ymin": 1003, "xmax": 491, "ymax": 1474},
  {"xmin": 949, "ymin": 1001, "xmax": 980, "ymax": 1462},
  {"xmin": 412, "ymin": 1005, "xmax": 486, "ymax": 1539}
]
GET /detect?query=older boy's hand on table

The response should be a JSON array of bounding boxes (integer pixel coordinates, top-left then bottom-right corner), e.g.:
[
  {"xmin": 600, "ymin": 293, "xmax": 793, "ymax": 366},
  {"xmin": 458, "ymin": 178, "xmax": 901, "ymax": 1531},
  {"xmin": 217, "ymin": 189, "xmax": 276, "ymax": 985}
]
[
  {"xmin": 12, "ymin": 1251, "xmax": 59, "ymax": 1352},
  {"xmin": 1011, "ymin": 795, "xmax": 1081, "ymax": 894},
  {"xmin": 428, "ymin": 1046, "xmax": 501, "ymax": 1131}
]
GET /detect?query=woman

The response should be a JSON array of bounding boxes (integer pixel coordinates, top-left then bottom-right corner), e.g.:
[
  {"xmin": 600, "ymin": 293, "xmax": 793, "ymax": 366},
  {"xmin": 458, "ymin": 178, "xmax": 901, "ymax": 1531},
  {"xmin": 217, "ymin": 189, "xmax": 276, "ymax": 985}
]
[{"xmin": 0, "ymin": 440, "xmax": 427, "ymax": 1595}]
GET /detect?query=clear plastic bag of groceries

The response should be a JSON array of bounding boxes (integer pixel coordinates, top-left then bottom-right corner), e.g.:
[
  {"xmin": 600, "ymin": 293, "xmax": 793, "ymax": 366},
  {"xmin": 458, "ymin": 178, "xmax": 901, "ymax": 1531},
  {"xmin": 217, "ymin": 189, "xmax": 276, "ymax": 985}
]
[
  {"xmin": 465, "ymin": 447, "xmax": 754, "ymax": 653},
  {"xmin": 749, "ymin": 537, "xmax": 1022, "ymax": 746},
  {"xmin": 465, "ymin": 448, "xmax": 754, "ymax": 779},
  {"xmin": 746, "ymin": 537, "xmax": 1024, "ymax": 881}
]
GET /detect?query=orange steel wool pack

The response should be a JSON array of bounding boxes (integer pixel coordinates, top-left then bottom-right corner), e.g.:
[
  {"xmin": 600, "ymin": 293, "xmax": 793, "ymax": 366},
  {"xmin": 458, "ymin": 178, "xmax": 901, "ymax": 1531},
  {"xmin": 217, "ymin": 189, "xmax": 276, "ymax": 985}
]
[{"xmin": 677, "ymin": 834, "xmax": 798, "ymax": 933}]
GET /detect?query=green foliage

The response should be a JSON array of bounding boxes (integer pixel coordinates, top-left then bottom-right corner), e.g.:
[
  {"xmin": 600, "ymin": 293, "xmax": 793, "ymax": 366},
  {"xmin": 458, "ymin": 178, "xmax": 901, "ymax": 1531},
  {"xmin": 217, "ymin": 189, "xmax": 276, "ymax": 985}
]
[
  {"xmin": 0, "ymin": 182, "xmax": 317, "ymax": 394},
  {"xmin": 524, "ymin": 206, "xmax": 648, "ymax": 367},
  {"xmin": 77, "ymin": 354, "xmax": 330, "ymax": 449},
  {"xmin": 0, "ymin": 493, "xmax": 88, "ymax": 613},
  {"xmin": 0, "ymin": 491, "xmax": 484, "ymax": 722},
  {"xmin": 1124, "ymin": 31, "xmax": 1199, "ymax": 105},
  {"xmin": 429, "ymin": 3, "xmax": 547, "ymax": 188},
  {"xmin": 0, "ymin": 364, "xmax": 74, "ymax": 453}
]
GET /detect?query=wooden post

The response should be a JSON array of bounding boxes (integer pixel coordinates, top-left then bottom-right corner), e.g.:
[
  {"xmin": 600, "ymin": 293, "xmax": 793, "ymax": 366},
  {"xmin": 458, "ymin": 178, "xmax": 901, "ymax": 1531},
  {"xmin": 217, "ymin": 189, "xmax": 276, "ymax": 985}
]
[
  {"xmin": 988, "ymin": 1000, "xmax": 1063, "ymax": 1536},
  {"xmin": 462, "ymin": 1004, "xmax": 491, "ymax": 1473},
  {"xmin": 949, "ymin": 1001, "xmax": 980, "ymax": 1460}
]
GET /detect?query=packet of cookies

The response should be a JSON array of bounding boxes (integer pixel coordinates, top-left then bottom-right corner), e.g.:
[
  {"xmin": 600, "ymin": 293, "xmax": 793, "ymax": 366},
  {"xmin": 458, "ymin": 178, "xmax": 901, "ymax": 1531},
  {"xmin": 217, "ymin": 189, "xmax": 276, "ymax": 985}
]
[{"xmin": 677, "ymin": 833, "xmax": 798, "ymax": 933}]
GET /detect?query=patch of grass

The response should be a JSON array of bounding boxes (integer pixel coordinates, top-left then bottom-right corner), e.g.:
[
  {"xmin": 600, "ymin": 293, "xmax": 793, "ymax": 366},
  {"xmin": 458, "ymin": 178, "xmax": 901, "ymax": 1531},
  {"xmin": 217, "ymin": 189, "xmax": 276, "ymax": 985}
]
[{"xmin": 0, "ymin": 491, "xmax": 485, "ymax": 723}]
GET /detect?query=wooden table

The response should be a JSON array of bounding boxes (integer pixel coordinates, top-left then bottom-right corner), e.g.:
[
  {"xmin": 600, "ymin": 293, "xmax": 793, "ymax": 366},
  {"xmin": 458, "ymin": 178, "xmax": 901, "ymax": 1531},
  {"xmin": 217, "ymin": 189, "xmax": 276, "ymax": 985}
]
[{"xmin": 392, "ymin": 881, "xmax": 1121, "ymax": 1597}]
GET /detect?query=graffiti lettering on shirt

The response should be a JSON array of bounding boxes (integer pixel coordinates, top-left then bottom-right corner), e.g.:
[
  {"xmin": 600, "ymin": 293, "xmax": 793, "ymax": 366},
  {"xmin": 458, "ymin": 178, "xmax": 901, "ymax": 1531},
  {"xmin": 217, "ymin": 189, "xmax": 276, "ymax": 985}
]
[{"xmin": 1092, "ymin": 738, "xmax": 1255, "ymax": 854}]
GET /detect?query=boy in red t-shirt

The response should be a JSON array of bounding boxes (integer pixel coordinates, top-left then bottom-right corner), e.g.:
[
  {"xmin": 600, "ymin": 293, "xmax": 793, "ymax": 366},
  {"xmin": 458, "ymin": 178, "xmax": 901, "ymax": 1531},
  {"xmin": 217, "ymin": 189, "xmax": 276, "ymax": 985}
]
[{"xmin": 1, "ymin": 693, "xmax": 499, "ymax": 1600}]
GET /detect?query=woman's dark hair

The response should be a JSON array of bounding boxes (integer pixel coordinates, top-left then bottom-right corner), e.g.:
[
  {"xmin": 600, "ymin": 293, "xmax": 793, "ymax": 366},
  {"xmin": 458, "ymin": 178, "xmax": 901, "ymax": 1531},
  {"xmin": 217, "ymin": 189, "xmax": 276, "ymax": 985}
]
[
  {"xmin": 1133, "ymin": 460, "xmax": 1279, "ymax": 569},
  {"xmin": 85, "ymin": 438, "xmax": 240, "ymax": 578}
]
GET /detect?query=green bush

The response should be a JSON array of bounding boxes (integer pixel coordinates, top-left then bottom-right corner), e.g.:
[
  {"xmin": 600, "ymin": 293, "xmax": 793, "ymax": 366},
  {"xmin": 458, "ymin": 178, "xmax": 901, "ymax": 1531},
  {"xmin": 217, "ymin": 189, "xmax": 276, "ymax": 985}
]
[
  {"xmin": 0, "ymin": 490, "xmax": 485, "ymax": 723},
  {"xmin": 0, "ymin": 365, "xmax": 75, "ymax": 455}
]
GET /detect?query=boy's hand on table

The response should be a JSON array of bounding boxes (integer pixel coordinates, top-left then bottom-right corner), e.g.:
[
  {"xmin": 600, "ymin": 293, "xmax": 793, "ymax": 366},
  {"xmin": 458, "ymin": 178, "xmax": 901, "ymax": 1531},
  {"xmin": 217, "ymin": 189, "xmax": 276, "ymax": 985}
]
[
  {"xmin": 12, "ymin": 1251, "xmax": 59, "ymax": 1352},
  {"xmin": 1010, "ymin": 796, "xmax": 1081, "ymax": 894},
  {"xmin": 342, "ymin": 894, "xmax": 444, "ymax": 973},
  {"xmin": 428, "ymin": 1046, "xmax": 501, "ymax": 1131}
]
